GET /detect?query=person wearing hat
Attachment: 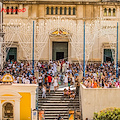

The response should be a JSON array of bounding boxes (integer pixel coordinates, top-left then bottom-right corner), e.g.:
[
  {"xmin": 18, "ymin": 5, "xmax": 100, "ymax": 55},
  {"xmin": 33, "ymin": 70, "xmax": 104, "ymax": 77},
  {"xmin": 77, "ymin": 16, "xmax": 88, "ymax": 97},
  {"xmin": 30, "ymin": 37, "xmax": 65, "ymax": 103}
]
[{"xmin": 57, "ymin": 114, "xmax": 61, "ymax": 120}]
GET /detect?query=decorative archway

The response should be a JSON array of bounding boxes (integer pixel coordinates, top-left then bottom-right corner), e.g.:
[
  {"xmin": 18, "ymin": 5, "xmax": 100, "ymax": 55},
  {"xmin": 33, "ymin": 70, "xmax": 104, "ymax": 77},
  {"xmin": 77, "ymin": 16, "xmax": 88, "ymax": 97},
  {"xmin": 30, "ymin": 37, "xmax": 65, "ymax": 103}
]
[{"xmin": 0, "ymin": 90, "xmax": 21, "ymax": 120}]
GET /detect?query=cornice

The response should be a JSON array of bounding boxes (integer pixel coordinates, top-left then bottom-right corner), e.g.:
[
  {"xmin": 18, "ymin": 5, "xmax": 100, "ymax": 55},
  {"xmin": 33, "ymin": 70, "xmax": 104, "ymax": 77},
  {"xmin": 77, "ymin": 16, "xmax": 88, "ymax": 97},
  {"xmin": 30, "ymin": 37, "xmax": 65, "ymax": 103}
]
[{"xmin": 3, "ymin": 1, "xmax": 120, "ymax": 6}]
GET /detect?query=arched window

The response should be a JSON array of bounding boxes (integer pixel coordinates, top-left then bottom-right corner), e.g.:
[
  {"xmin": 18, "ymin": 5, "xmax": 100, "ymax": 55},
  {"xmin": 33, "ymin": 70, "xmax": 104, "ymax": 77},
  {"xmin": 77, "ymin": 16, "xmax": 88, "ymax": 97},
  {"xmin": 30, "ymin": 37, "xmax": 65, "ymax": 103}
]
[
  {"xmin": 6, "ymin": 6, "xmax": 9, "ymax": 14},
  {"xmin": 46, "ymin": 7, "xmax": 49, "ymax": 15},
  {"xmin": 108, "ymin": 8, "xmax": 111, "ymax": 16},
  {"xmin": 51, "ymin": 7, "xmax": 53, "ymax": 15},
  {"xmin": 73, "ymin": 7, "xmax": 76, "ymax": 15},
  {"xmin": 11, "ymin": 6, "xmax": 13, "ymax": 14},
  {"xmin": 2, "ymin": 102, "xmax": 13, "ymax": 118},
  {"xmin": 113, "ymin": 8, "xmax": 115, "ymax": 16},
  {"xmin": 69, "ymin": 7, "xmax": 71, "ymax": 15},
  {"xmin": 60, "ymin": 7, "xmax": 62, "ymax": 15},
  {"xmin": 55, "ymin": 7, "xmax": 58, "ymax": 15},
  {"xmin": 64, "ymin": 7, "xmax": 67, "ymax": 15},
  {"xmin": 15, "ymin": 7, "xmax": 18, "ymax": 14},
  {"xmin": 104, "ymin": 8, "xmax": 107, "ymax": 16}
]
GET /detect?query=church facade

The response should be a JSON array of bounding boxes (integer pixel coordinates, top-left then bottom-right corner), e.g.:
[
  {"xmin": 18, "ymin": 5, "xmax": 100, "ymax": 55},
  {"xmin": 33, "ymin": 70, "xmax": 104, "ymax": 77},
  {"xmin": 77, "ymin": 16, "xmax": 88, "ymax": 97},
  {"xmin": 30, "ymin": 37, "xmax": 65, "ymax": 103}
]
[{"xmin": 2, "ymin": 0, "xmax": 120, "ymax": 63}]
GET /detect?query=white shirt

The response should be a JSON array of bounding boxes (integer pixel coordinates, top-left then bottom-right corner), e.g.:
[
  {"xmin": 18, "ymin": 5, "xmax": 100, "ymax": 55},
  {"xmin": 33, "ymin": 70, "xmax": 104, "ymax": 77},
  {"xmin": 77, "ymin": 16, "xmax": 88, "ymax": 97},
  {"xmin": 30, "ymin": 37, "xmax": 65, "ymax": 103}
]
[{"xmin": 25, "ymin": 79, "xmax": 30, "ymax": 84}]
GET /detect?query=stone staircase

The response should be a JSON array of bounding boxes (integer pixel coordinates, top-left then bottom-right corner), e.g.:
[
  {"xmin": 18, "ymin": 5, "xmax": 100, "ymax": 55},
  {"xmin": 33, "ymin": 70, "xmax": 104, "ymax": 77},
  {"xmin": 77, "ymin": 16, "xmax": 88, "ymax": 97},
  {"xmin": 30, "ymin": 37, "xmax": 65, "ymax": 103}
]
[{"xmin": 38, "ymin": 89, "xmax": 80, "ymax": 120}]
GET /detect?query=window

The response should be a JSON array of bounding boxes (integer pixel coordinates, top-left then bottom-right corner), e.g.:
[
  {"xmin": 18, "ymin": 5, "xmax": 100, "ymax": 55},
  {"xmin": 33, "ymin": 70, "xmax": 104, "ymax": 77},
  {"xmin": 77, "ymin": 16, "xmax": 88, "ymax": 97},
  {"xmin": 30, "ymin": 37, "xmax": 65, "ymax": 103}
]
[
  {"xmin": 46, "ymin": 7, "xmax": 49, "ymax": 15},
  {"xmin": 64, "ymin": 7, "xmax": 67, "ymax": 15},
  {"xmin": 6, "ymin": 6, "xmax": 9, "ymax": 14},
  {"xmin": 69, "ymin": 7, "xmax": 71, "ymax": 15},
  {"xmin": 15, "ymin": 7, "xmax": 18, "ymax": 14},
  {"xmin": 108, "ymin": 8, "xmax": 111, "ymax": 16},
  {"xmin": 51, "ymin": 7, "xmax": 53, "ymax": 15},
  {"xmin": 113, "ymin": 8, "xmax": 115, "ymax": 16},
  {"xmin": 3, "ymin": 103, "xmax": 13, "ymax": 118},
  {"xmin": 55, "ymin": 7, "xmax": 58, "ymax": 15},
  {"xmin": 11, "ymin": 6, "xmax": 13, "ymax": 14},
  {"xmin": 60, "ymin": 7, "xmax": 62, "ymax": 15},
  {"xmin": 104, "ymin": 8, "xmax": 107, "ymax": 16},
  {"xmin": 73, "ymin": 7, "xmax": 75, "ymax": 15}
]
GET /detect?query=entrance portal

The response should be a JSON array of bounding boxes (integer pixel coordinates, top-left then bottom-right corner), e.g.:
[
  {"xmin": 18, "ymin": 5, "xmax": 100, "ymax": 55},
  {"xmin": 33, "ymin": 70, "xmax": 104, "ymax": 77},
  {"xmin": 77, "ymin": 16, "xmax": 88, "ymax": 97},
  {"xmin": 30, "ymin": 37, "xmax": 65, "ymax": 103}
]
[
  {"xmin": 104, "ymin": 49, "xmax": 114, "ymax": 62},
  {"xmin": 56, "ymin": 52, "xmax": 64, "ymax": 60},
  {"xmin": 6, "ymin": 48, "xmax": 17, "ymax": 61},
  {"xmin": 52, "ymin": 42, "xmax": 68, "ymax": 61},
  {"xmin": 2, "ymin": 102, "xmax": 14, "ymax": 120}
]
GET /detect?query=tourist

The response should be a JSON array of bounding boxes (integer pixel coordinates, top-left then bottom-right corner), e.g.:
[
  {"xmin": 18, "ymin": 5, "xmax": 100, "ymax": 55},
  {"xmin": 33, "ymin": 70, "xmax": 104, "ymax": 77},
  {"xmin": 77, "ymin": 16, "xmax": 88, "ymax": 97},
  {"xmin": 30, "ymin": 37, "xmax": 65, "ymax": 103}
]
[
  {"xmin": 53, "ymin": 76, "xmax": 58, "ymax": 92},
  {"xmin": 63, "ymin": 88, "xmax": 67, "ymax": 97},
  {"xmin": 38, "ymin": 75, "xmax": 43, "ymax": 90},
  {"xmin": 68, "ymin": 76, "xmax": 71, "ymax": 87},
  {"xmin": 68, "ymin": 87, "xmax": 71, "ymax": 97},
  {"xmin": 48, "ymin": 74, "xmax": 52, "ymax": 86},
  {"xmin": 25, "ymin": 77, "xmax": 30, "ymax": 84},
  {"xmin": 42, "ymin": 84, "xmax": 46, "ymax": 99},
  {"xmin": 70, "ymin": 91, "xmax": 75, "ymax": 100},
  {"xmin": 76, "ymin": 81, "xmax": 80, "ymax": 95},
  {"xmin": 46, "ymin": 82, "xmax": 50, "ymax": 94},
  {"xmin": 57, "ymin": 114, "xmax": 61, "ymax": 120},
  {"xmin": 64, "ymin": 74, "xmax": 68, "ymax": 86}
]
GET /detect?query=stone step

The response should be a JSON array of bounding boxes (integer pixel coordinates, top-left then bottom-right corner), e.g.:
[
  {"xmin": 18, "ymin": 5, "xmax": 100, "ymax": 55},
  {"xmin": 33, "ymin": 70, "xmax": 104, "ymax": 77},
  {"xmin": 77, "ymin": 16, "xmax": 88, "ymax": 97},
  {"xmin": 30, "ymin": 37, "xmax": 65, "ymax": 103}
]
[
  {"xmin": 38, "ymin": 94, "xmax": 77, "ymax": 97},
  {"xmin": 38, "ymin": 103, "xmax": 80, "ymax": 106},
  {"xmin": 45, "ymin": 117, "xmax": 68, "ymax": 120},
  {"xmin": 38, "ymin": 108, "xmax": 69, "ymax": 111},
  {"xmin": 38, "ymin": 98, "xmax": 79, "ymax": 101},
  {"xmin": 38, "ymin": 91, "xmax": 67, "ymax": 93},
  {"xmin": 45, "ymin": 110, "xmax": 80, "ymax": 113},
  {"xmin": 38, "ymin": 88, "xmax": 80, "ymax": 120},
  {"xmin": 40, "ymin": 105, "xmax": 80, "ymax": 108},
  {"xmin": 44, "ymin": 116, "xmax": 78, "ymax": 120},
  {"xmin": 38, "ymin": 108, "xmax": 80, "ymax": 111},
  {"xmin": 38, "ymin": 100, "xmax": 79, "ymax": 103}
]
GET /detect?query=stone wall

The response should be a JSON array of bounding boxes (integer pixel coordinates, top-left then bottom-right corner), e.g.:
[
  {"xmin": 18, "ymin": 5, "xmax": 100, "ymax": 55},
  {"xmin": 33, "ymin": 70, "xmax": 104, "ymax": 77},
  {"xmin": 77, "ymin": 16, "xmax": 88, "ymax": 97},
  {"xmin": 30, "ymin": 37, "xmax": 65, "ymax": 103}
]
[{"xmin": 80, "ymin": 84, "xmax": 120, "ymax": 120}]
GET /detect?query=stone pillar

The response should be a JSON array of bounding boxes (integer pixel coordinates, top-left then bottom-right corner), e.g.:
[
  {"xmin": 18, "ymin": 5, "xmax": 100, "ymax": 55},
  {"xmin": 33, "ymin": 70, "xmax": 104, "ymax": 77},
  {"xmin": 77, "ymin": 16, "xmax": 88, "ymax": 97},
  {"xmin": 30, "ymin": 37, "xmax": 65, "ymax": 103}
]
[
  {"xmin": 19, "ymin": 4, "xmax": 23, "ymax": 17},
  {"xmin": 31, "ymin": 91, "xmax": 36, "ymax": 110},
  {"xmin": 14, "ymin": 99, "xmax": 20, "ymax": 120}
]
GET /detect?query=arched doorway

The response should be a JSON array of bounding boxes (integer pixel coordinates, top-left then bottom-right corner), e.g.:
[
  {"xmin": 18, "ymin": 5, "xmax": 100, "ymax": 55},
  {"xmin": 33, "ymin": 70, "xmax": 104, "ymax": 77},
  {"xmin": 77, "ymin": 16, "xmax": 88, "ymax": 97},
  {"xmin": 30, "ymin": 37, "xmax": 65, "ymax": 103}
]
[{"xmin": 2, "ymin": 102, "xmax": 14, "ymax": 120}]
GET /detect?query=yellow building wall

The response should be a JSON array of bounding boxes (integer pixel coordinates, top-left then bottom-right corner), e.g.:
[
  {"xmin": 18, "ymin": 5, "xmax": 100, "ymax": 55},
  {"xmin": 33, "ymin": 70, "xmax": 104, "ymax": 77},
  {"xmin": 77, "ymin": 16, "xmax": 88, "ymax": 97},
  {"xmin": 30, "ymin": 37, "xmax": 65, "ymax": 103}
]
[{"xmin": 19, "ymin": 92, "xmax": 31, "ymax": 120}]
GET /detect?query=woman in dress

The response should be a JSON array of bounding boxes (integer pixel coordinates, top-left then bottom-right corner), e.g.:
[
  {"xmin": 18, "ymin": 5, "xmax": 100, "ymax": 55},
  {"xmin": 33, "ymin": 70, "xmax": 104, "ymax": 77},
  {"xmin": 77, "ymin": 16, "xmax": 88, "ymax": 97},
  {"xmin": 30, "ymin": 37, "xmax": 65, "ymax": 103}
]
[
  {"xmin": 57, "ymin": 61, "xmax": 61, "ymax": 73},
  {"xmin": 54, "ymin": 77, "xmax": 58, "ymax": 92},
  {"xmin": 64, "ymin": 74, "xmax": 68, "ymax": 86}
]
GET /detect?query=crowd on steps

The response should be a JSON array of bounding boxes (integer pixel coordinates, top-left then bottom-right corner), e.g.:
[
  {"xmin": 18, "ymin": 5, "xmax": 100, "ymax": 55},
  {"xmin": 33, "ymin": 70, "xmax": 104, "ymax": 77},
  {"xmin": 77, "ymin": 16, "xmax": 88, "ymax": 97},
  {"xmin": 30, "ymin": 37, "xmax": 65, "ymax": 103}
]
[
  {"xmin": 1, "ymin": 60, "xmax": 119, "ymax": 89},
  {"xmin": 82, "ymin": 62, "xmax": 120, "ymax": 88}
]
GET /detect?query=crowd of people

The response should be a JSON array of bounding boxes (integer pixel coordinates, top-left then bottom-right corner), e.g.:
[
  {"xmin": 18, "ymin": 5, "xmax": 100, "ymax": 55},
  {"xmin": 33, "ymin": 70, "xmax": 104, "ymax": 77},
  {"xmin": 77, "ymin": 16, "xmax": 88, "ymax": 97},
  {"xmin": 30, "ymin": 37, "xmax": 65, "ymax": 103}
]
[
  {"xmin": 0, "ymin": 59, "xmax": 80, "ymax": 98},
  {"xmin": 0, "ymin": 59, "xmax": 119, "ymax": 90},
  {"xmin": 63, "ymin": 87, "xmax": 76, "ymax": 100},
  {"xmin": 82, "ymin": 62, "xmax": 120, "ymax": 88}
]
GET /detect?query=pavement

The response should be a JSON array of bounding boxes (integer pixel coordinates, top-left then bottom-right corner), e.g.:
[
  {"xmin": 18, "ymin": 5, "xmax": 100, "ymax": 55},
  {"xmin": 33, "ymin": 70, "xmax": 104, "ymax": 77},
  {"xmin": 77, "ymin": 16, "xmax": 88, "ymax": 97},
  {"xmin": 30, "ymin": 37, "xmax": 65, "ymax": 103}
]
[{"xmin": 50, "ymin": 84, "xmax": 76, "ymax": 91}]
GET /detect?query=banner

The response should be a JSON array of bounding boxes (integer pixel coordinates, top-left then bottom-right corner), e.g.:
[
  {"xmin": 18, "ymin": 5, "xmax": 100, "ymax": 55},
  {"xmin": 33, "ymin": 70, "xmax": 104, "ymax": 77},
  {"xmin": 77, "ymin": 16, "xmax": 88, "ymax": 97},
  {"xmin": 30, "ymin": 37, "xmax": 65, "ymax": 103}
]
[
  {"xmin": 69, "ymin": 110, "xmax": 74, "ymax": 120},
  {"xmin": 39, "ymin": 111, "xmax": 44, "ymax": 120},
  {"xmin": 32, "ymin": 111, "xmax": 37, "ymax": 120}
]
